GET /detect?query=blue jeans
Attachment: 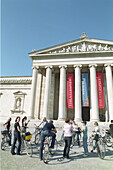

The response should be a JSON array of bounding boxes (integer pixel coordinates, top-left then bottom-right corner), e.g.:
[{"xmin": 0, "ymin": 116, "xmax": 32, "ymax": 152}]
[
  {"xmin": 11, "ymin": 132, "xmax": 21, "ymax": 154},
  {"xmin": 63, "ymin": 137, "xmax": 72, "ymax": 158},
  {"xmin": 83, "ymin": 137, "xmax": 88, "ymax": 154},
  {"xmin": 39, "ymin": 130, "xmax": 56, "ymax": 160},
  {"xmin": 73, "ymin": 131, "xmax": 80, "ymax": 146}
]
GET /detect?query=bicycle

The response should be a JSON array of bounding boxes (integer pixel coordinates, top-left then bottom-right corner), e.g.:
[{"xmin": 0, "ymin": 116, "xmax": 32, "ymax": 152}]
[
  {"xmin": 32, "ymin": 124, "xmax": 42, "ymax": 145},
  {"xmin": 20, "ymin": 132, "xmax": 33, "ymax": 157},
  {"xmin": 1, "ymin": 130, "xmax": 12, "ymax": 150},
  {"xmin": 43, "ymin": 135, "xmax": 58, "ymax": 164},
  {"xmin": 89, "ymin": 133, "xmax": 106, "ymax": 159},
  {"xmin": 101, "ymin": 129, "xmax": 112, "ymax": 147}
]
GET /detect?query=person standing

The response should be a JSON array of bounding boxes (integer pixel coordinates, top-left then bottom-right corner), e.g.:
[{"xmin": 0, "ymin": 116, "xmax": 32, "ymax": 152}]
[
  {"xmin": 11, "ymin": 116, "xmax": 21, "ymax": 155},
  {"xmin": 63, "ymin": 118, "xmax": 73, "ymax": 159},
  {"xmin": 72, "ymin": 121, "xmax": 80, "ymax": 147},
  {"xmin": 22, "ymin": 116, "xmax": 30, "ymax": 133},
  {"xmin": 109, "ymin": 120, "xmax": 113, "ymax": 147},
  {"xmin": 82, "ymin": 121, "xmax": 88, "ymax": 157},
  {"xmin": 3, "ymin": 117, "xmax": 12, "ymax": 146},
  {"xmin": 91, "ymin": 122, "xmax": 100, "ymax": 153}
]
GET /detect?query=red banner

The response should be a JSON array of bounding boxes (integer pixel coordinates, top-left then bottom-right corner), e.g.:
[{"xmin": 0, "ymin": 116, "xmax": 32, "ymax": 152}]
[
  {"xmin": 96, "ymin": 72, "xmax": 105, "ymax": 108},
  {"xmin": 67, "ymin": 73, "xmax": 74, "ymax": 108}
]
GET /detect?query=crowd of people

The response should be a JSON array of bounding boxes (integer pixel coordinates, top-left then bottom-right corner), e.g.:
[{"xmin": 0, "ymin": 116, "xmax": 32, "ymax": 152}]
[{"xmin": 2, "ymin": 116, "xmax": 113, "ymax": 160}]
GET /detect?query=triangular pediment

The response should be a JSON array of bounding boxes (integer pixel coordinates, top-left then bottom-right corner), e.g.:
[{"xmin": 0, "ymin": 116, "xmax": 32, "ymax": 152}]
[
  {"xmin": 13, "ymin": 91, "xmax": 26, "ymax": 95},
  {"xmin": 29, "ymin": 34, "xmax": 113, "ymax": 56}
]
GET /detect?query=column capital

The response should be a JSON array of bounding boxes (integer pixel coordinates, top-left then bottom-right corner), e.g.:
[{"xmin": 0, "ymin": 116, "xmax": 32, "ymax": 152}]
[
  {"xmin": 45, "ymin": 65, "xmax": 53, "ymax": 69},
  {"xmin": 32, "ymin": 66, "xmax": 39, "ymax": 70},
  {"xmin": 89, "ymin": 64, "xmax": 97, "ymax": 68},
  {"xmin": 73, "ymin": 64, "xmax": 82, "ymax": 68},
  {"xmin": 59, "ymin": 65, "xmax": 67, "ymax": 69},
  {"xmin": 104, "ymin": 63, "xmax": 112, "ymax": 67}
]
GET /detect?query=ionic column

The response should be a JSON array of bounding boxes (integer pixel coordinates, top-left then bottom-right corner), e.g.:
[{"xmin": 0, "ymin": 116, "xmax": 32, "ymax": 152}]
[
  {"xmin": 58, "ymin": 65, "xmax": 67, "ymax": 120},
  {"xmin": 43, "ymin": 66, "xmax": 52, "ymax": 118},
  {"xmin": 74, "ymin": 65, "xmax": 82, "ymax": 122},
  {"xmin": 89, "ymin": 64, "xmax": 99, "ymax": 121},
  {"xmin": 29, "ymin": 66, "xmax": 39, "ymax": 119},
  {"xmin": 104, "ymin": 64, "xmax": 113, "ymax": 121}
]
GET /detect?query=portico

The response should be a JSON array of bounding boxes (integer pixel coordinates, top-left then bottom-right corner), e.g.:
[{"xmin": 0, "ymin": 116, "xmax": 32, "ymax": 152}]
[{"xmin": 29, "ymin": 33, "xmax": 113, "ymax": 122}]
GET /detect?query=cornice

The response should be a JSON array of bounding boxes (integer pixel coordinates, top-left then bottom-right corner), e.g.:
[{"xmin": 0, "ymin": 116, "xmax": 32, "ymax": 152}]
[{"xmin": 0, "ymin": 78, "xmax": 32, "ymax": 84}]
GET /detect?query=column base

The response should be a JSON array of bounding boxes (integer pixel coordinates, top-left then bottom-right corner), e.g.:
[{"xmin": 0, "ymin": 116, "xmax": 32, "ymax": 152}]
[
  {"xmin": 28, "ymin": 115, "xmax": 34, "ymax": 119},
  {"xmin": 90, "ymin": 119, "xmax": 99, "ymax": 122},
  {"xmin": 58, "ymin": 118, "xmax": 65, "ymax": 121},
  {"xmin": 74, "ymin": 118, "xmax": 82, "ymax": 122}
]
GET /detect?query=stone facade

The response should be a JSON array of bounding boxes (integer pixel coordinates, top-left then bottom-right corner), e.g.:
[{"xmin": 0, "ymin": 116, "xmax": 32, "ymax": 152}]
[{"xmin": 0, "ymin": 33, "xmax": 113, "ymax": 123}]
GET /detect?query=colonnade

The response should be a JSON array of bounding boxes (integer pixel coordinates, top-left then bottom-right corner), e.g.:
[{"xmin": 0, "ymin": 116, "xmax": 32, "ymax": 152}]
[{"xmin": 29, "ymin": 64, "xmax": 113, "ymax": 122}]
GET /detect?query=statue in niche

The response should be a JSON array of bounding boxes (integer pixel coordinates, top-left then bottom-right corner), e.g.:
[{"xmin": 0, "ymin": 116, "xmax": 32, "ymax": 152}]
[
  {"xmin": 16, "ymin": 98, "xmax": 21, "ymax": 110},
  {"xmin": 81, "ymin": 42, "xmax": 86, "ymax": 52},
  {"xmin": 72, "ymin": 45, "xmax": 77, "ymax": 52}
]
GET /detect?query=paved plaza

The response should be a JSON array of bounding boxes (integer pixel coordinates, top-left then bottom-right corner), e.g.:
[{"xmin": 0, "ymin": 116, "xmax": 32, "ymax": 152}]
[{"xmin": 0, "ymin": 138, "xmax": 113, "ymax": 170}]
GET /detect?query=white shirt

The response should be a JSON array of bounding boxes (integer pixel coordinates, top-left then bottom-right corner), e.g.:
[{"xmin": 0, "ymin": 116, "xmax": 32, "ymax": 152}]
[
  {"xmin": 63, "ymin": 123, "xmax": 73, "ymax": 137},
  {"xmin": 94, "ymin": 126, "xmax": 100, "ymax": 135},
  {"xmin": 73, "ymin": 124, "xmax": 79, "ymax": 132}
]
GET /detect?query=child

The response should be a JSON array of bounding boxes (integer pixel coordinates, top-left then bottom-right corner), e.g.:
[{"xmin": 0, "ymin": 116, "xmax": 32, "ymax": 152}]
[{"xmin": 82, "ymin": 121, "xmax": 88, "ymax": 157}]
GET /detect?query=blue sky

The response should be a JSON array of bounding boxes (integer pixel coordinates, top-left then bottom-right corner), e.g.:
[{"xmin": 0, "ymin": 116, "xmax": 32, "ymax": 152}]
[{"xmin": 1, "ymin": 0, "xmax": 113, "ymax": 76}]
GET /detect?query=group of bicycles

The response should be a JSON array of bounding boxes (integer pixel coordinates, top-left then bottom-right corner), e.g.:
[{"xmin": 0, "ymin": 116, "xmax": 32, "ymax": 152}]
[
  {"xmin": 1, "ymin": 124, "xmax": 113, "ymax": 163},
  {"xmin": 1, "ymin": 128, "xmax": 33, "ymax": 157}
]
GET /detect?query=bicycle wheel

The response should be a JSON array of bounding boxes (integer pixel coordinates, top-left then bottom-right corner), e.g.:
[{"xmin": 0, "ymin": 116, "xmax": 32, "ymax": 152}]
[
  {"xmin": 1, "ymin": 139, "xmax": 5, "ymax": 150},
  {"xmin": 24, "ymin": 140, "xmax": 33, "ymax": 157},
  {"xmin": 106, "ymin": 136, "xmax": 112, "ymax": 147},
  {"xmin": 35, "ymin": 133, "xmax": 41, "ymax": 145},
  {"xmin": 49, "ymin": 139, "xmax": 58, "ymax": 155},
  {"xmin": 88, "ymin": 136, "xmax": 93, "ymax": 151},
  {"xmin": 43, "ymin": 143, "xmax": 49, "ymax": 164},
  {"xmin": 97, "ymin": 139, "xmax": 106, "ymax": 159}
]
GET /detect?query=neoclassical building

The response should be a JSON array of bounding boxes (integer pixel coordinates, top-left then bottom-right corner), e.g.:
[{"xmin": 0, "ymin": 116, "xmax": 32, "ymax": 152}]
[{"xmin": 0, "ymin": 33, "xmax": 113, "ymax": 122}]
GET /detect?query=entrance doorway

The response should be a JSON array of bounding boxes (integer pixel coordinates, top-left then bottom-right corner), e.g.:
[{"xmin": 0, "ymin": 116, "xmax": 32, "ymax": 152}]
[{"xmin": 82, "ymin": 107, "xmax": 90, "ymax": 121}]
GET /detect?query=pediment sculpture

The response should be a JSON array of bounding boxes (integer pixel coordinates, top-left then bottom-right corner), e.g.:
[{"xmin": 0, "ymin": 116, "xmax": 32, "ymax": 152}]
[{"xmin": 49, "ymin": 42, "xmax": 113, "ymax": 54}]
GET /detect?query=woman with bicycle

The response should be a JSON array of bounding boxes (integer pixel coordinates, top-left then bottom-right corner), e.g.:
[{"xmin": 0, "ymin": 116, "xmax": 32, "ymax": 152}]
[
  {"xmin": 91, "ymin": 122, "xmax": 100, "ymax": 153},
  {"xmin": 2, "ymin": 117, "xmax": 12, "ymax": 147},
  {"xmin": 63, "ymin": 118, "xmax": 73, "ymax": 159},
  {"xmin": 11, "ymin": 116, "xmax": 21, "ymax": 155},
  {"xmin": 22, "ymin": 116, "xmax": 30, "ymax": 133}
]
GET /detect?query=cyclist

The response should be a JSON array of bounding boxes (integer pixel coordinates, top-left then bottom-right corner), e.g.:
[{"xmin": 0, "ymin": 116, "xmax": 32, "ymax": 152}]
[
  {"xmin": 2, "ymin": 117, "xmax": 12, "ymax": 147},
  {"xmin": 91, "ymin": 122, "xmax": 100, "ymax": 153},
  {"xmin": 39, "ymin": 120, "xmax": 57, "ymax": 161},
  {"xmin": 109, "ymin": 120, "xmax": 113, "ymax": 147},
  {"xmin": 38, "ymin": 117, "xmax": 48, "ymax": 128}
]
